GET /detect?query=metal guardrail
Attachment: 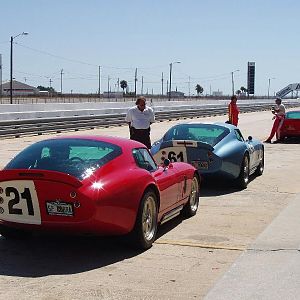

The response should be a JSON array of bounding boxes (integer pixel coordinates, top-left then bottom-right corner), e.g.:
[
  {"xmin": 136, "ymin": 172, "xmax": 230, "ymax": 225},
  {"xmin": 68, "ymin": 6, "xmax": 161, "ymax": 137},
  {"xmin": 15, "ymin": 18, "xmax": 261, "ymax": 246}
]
[{"xmin": 0, "ymin": 102, "xmax": 299, "ymax": 139}]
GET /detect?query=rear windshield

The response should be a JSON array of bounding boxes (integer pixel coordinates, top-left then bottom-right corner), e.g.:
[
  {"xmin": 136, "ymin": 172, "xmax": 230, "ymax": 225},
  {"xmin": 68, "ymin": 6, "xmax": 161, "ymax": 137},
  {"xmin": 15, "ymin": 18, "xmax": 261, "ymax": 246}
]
[
  {"xmin": 5, "ymin": 139, "xmax": 122, "ymax": 180},
  {"xmin": 286, "ymin": 111, "xmax": 300, "ymax": 119},
  {"xmin": 163, "ymin": 124, "xmax": 229, "ymax": 146}
]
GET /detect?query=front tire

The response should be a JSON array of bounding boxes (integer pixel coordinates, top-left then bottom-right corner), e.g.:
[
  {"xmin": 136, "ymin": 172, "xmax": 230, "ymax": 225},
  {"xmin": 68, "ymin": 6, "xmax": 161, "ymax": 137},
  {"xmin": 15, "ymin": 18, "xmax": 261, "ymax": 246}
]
[
  {"xmin": 131, "ymin": 190, "xmax": 158, "ymax": 250},
  {"xmin": 236, "ymin": 155, "xmax": 249, "ymax": 189},
  {"xmin": 182, "ymin": 174, "xmax": 200, "ymax": 218}
]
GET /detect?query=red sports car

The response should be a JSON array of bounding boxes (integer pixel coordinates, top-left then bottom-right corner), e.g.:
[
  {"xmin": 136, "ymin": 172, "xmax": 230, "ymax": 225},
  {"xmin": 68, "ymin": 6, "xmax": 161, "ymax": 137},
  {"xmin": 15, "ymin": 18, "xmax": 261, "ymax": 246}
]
[
  {"xmin": 0, "ymin": 136, "xmax": 200, "ymax": 249},
  {"xmin": 280, "ymin": 110, "xmax": 300, "ymax": 140}
]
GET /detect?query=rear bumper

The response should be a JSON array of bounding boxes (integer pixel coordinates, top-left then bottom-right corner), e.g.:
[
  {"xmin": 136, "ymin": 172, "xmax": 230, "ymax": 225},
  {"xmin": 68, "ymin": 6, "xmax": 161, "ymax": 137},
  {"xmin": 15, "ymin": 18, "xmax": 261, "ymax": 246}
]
[{"xmin": 0, "ymin": 205, "xmax": 137, "ymax": 236}]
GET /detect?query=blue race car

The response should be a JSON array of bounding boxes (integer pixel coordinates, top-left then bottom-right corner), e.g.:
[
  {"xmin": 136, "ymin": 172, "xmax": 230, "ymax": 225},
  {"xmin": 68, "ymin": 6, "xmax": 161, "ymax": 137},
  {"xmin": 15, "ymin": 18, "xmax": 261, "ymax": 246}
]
[{"xmin": 151, "ymin": 122, "xmax": 264, "ymax": 189}]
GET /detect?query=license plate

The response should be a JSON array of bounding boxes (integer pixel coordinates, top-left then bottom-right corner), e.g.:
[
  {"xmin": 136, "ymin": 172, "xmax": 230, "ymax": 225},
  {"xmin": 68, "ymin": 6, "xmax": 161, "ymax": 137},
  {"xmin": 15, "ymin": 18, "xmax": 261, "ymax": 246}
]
[
  {"xmin": 46, "ymin": 201, "xmax": 73, "ymax": 216},
  {"xmin": 192, "ymin": 160, "xmax": 209, "ymax": 170}
]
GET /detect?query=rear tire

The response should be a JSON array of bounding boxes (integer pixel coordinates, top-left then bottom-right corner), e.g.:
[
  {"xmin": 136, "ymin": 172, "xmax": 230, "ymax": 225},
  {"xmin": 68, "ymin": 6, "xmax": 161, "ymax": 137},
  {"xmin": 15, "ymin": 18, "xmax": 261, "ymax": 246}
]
[
  {"xmin": 236, "ymin": 155, "xmax": 249, "ymax": 189},
  {"xmin": 182, "ymin": 174, "xmax": 200, "ymax": 218},
  {"xmin": 131, "ymin": 190, "xmax": 158, "ymax": 250}
]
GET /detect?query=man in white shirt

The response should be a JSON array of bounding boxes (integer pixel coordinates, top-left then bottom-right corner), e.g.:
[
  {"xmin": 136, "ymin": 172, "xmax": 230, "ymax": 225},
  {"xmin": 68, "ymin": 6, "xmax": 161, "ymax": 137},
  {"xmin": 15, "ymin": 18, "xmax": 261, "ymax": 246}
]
[
  {"xmin": 264, "ymin": 98, "xmax": 286, "ymax": 143},
  {"xmin": 125, "ymin": 96, "xmax": 155, "ymax": 148}
]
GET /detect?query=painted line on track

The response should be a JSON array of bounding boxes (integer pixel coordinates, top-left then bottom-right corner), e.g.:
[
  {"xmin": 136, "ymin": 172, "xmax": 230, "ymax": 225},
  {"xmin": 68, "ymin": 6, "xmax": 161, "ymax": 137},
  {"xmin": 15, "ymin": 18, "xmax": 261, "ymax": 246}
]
[{"xmin": 155, "ymin": 239, "xmax": 245, "ymax": 251}]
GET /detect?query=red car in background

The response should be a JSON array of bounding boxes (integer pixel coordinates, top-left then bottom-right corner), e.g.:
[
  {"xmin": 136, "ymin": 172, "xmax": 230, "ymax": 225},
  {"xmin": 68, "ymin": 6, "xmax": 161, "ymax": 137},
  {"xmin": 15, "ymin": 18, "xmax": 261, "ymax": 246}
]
[
  {"xmin": 0, "ymin": 136, "xmax": 200, "ymax": 249},
  {"xmin": 280, "ymin": 111, "xmax": 300, "ymax": 141}
]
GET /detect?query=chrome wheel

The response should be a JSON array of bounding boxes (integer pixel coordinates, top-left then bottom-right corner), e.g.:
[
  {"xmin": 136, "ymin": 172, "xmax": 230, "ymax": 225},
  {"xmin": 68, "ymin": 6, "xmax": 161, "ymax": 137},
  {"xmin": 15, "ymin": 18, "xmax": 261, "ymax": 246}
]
[
  {"xmin": 189, "ymin": 176, "xmax": 200, "ymax": 213},
  {"xmin": 182, "ymin": 174, "xmax": 200, "ymax": 217},
  {"xmin": 142, "ymin": 195, "xmax": 157, "ymax": 242},
  {"xmin": 132, "ymin": 190, "xmax": 158, "ymax": 250}
]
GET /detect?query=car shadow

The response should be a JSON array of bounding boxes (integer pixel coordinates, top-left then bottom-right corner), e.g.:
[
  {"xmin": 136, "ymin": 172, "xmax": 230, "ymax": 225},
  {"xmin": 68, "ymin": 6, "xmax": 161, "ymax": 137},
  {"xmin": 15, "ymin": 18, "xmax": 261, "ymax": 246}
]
[
  {"xmin": 282, "ymin": 137, "xmax": 300, "ymax": 144},
  {"xmin": 0, "ymin": 235, "xmax": 141, "ymax": 277},
  {"xmin": 156, "ymin": 216, "xmax": 183, "ymax": 239},
  {"xmin": 199, "ymin": 176, "xmax": 256, "ymax": 197}
]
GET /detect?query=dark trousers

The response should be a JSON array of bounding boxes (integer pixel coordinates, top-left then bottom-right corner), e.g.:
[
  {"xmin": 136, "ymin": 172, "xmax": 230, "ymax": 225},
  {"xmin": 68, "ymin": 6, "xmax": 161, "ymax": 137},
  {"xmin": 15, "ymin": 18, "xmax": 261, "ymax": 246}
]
[{"xmin": 130, "ymin": 127, "xmax": 151, "ymax": 149}]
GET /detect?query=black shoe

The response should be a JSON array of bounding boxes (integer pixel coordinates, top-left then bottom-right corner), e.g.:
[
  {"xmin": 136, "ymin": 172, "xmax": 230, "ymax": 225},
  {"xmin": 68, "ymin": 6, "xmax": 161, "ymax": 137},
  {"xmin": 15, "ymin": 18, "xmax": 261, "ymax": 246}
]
[
  {"xmin": 272, "ymin": 140, "xmax": 281, "ymax": 144},
  {"xmin": 263, "ymin": 140, "xmax": 271, "ymax": 143}
]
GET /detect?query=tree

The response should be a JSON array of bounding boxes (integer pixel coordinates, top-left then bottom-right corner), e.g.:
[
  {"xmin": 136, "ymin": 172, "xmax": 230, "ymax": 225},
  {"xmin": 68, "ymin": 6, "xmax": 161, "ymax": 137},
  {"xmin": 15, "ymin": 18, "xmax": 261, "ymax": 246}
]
[
  {"xmin": 37, "ymin": 85, "xmax": 56, "ymax": 93},
  {"xmin": 236, "ymin": 90, "xmax": 241, "ymax": 95},
  {"xmin": 120, "ymin": 80, "xmax": 128, "ymax": 94},
  {"xmin": 240, "ymin": 86, "xmax": 247, "ymax": 94},
  {"xmin": 195, "ymin": 84, "xmax": 204, "ymax": 96}
]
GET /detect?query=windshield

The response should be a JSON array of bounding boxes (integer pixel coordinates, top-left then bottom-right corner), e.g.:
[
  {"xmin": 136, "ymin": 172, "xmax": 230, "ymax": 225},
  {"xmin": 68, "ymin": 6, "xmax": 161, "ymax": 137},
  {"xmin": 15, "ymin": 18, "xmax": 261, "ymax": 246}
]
[
  {"xmin": 163, "ymin": 124, "xmax": 229, "ymax": 146},
  {"xmin": 286, "ymin": 111, "xmax": 300, "ymax": 119},
  {"xmin": 5, "ymin": 138, "xmax": 122, "ymax": 180}
]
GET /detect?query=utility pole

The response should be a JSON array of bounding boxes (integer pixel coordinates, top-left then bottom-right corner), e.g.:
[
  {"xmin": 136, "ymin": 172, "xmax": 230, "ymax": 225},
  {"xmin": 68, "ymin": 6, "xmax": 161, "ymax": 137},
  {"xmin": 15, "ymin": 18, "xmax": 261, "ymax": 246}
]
[
  {"xmin": 168, "ymin": 63, "xmax": 172, "ymax": 101},
  {"xmin": 141, "ymin": 76, "xmax": 144, "ymax": 95},
  {"xmin": 168, "ymin": 61, "xmax": 181, "ymax": 101},
  {"xmin": 166, "ymin": 80, "xmax": 169, "ymax": 96},
  {"xmin": 231, "ymin": 69, "xmax": 239, "ymax": 96},
  {"xmin": 188, "ymin": 76, "xmax": 191, "ymax": 99},
  {"xmin": 49, "ymin": 78, "xmax": 53, "ymax": 98},
  {"xmin": 117, "ymin": 78, "xmax": 120, "ymax": 93},
  {"xmin": 0, "ymin": 54, "xmax": 2, "ymax": 100},
  {"xmin": 60, "ymin": 69, "xmax": 64, "ymax": 94},
  {"xmin": 98, "ymin": 66, "xmax": 101, "ymax": 98},
  {"xmin": 161, "ymin": 72, "xmax": 164, "ymax": 97},
  {"xmin": 10, "ymin": 32, "xmax": 28, "ymax": 104},
  {"xmin": 107, "ymin": 76, "xmax": 110, "ymax": 99},
  {"xmin": 134, "ymin": 68, "xmax": 137, "ymax": 97},
  {"xmin": 10, "ymin": 36, "xmax": 13, "ymax": 103}
]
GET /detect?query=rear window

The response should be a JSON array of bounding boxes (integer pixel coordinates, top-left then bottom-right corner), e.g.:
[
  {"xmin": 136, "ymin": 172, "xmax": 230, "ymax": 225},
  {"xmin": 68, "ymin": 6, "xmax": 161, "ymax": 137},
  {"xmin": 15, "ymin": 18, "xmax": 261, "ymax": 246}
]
[
  {"xmin": 286, "ymin": 111, "xmax": 300, "ymax": 119},
  {"xmin": 5, "ymin": 139, "xmax": 122, "ymax": 180},
  {"xmin": 163, "ymin": 124, "xmax": 229, "ymax": 146}
]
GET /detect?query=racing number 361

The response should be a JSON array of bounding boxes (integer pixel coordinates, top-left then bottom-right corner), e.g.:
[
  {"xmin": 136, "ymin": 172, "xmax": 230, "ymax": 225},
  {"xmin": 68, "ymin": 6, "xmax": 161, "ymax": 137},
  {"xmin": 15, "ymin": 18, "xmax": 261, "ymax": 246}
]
[{"xmin": 5, "ymin": 187, "xmax": 34, "ymax": 216}]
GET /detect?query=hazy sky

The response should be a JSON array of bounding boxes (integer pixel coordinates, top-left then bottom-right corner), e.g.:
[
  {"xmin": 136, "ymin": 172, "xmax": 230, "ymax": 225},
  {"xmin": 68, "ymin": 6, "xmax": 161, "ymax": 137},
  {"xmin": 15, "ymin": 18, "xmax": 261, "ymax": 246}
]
[{"xmin": 0, "ymin": 0, "xmax": 299, "ymax": 96}]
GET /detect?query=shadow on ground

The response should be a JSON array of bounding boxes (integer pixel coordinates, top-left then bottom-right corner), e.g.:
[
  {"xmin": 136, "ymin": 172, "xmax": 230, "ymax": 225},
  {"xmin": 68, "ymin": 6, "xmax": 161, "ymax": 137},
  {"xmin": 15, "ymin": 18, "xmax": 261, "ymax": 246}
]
[
  {"xmin": 282, "ymin": 137, "xmax": 300, "ymax": 144},
  {"xmin": 0, "ymin": 235, "xmax": 141, "ymax": 277},
  {"xmin": 199, "ymin": 177, "xmax": 256, "ymax": 197}
]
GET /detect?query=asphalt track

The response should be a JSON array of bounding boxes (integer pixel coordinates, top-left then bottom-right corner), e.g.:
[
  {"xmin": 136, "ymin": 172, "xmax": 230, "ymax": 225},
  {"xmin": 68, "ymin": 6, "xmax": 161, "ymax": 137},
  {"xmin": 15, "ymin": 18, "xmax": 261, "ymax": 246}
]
[{"xmin": 0, "ymin": 108, "xmax": 299, "ymax": 299}]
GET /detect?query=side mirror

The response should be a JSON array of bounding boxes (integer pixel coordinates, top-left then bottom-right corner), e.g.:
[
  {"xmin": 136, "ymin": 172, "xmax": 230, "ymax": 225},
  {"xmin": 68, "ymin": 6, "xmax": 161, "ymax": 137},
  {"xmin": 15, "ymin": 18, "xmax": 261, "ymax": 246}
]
[{"xmin": 163, "ymin": 159, "xmax": 170, "ymax": 167}]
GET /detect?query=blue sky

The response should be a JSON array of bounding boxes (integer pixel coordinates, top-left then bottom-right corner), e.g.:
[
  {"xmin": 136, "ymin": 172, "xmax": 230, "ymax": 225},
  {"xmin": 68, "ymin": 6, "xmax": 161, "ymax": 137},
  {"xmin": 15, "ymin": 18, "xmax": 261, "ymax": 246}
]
[{"xmin": 0, "ymin": 0, "xmax": 299, "ymax": 96}]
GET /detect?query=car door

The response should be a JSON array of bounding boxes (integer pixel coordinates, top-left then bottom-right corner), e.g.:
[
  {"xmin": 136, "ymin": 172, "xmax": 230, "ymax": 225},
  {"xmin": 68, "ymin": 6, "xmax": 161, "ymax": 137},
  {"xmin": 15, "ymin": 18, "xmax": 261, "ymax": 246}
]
[
  {"xmin": 133, "ymin": 148, "xmax": 179, "ymax": 213},
  {"xmin": 234, "ymin": 129, "xmax": 256, "ymax": 169}
]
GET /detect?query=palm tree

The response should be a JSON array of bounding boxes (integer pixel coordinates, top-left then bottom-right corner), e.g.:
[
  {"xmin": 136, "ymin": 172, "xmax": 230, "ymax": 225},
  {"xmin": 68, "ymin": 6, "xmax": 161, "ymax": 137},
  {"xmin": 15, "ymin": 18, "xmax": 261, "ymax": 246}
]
[
  {"xmin": 120, "ymin": 80, "xmax": 128, "ymax": 94},
  {"xmin": 236, "ymin": 90, "xmax": 241, "ymax": 96},
  {"xmin": 240, "ymin": 86, "xmax": 246, "ymax": 94},
  {"xmin": 195, "ymin": 84, "xmax": 204, "ymax": 96}
]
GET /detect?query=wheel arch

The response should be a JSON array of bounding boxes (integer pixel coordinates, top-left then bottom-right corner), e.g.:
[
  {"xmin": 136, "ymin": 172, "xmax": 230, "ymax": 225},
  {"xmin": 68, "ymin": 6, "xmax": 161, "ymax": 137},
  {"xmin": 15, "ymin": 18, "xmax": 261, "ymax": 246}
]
[{"xmin": 144, "ymin": 184, "xmax": 160, "ymax": 211}]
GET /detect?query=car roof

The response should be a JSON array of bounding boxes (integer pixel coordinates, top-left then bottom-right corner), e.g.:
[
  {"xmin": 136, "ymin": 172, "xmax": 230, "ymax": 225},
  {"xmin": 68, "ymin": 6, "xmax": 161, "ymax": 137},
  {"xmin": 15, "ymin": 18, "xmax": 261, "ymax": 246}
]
[
  {"xmin": 37, "ymin": 135, "xmax": 146, "ymax": 149},
  {"xmin": 171, "ymin": 121, "xmax": 236, "ymax": 129}
]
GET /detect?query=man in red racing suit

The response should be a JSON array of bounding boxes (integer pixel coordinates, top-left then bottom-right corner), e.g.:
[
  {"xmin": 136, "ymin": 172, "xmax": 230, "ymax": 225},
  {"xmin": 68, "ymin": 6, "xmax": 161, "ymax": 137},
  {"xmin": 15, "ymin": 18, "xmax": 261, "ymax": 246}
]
[
  {"xmin": 228, "ymin": 95, "xmax": 239, "ymax": 126},
  {"xmin": 264, "ymin": 98, "xmax": 286, "ymax": 143}
]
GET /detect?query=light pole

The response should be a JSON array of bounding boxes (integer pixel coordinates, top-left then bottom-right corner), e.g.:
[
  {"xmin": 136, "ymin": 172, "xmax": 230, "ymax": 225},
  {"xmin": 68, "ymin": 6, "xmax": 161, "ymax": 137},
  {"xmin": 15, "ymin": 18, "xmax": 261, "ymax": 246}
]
[
  {"xmin": 268, "ymin": 77, "xmax": 275, "ymax": 99},
  {"xmin": 231, "ymin": 69, "xmax": 239, "ymax": 96},
  {"xmin": 10, "ymin": 32, "xmax": 28, "ymax": 104},
  {"xmin": 168, "ymin": 61, "xmax": 181, "ymax": 101}
]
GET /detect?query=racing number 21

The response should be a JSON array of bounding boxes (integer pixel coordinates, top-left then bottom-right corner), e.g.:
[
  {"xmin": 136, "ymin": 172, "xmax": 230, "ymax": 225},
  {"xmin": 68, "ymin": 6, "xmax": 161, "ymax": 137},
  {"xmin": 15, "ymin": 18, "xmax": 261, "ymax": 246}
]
[{"xmin": 5, "ymin": 187, "xmax": 34, "ymax": 216}]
